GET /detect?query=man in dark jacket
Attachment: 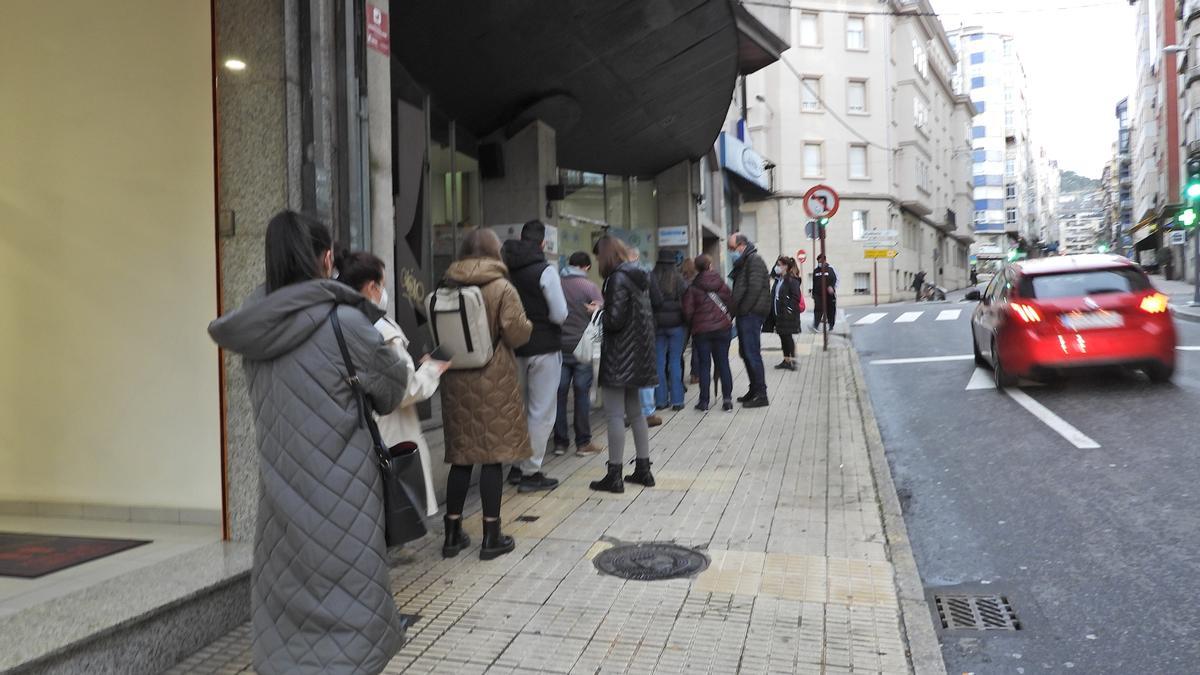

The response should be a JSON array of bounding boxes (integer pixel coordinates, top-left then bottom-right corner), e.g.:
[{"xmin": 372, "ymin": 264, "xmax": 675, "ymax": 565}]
[
  {"xmin": 501, "ymin": 221, "xmax": 567, "ymax": 492},
  {"xmin": 727, "ymin": 233, "xmax": 771, "ymax": 408},
  {"xmin": 812, "ymin": 254, "xmax": 838, "ymax": 330},
  {"xmin": 912, "ymin": 270, "xmax": 927, "ymax": 302},
  {"xmin": 555, "ymin": 252, "xmax": 603, "ymax": 457}
]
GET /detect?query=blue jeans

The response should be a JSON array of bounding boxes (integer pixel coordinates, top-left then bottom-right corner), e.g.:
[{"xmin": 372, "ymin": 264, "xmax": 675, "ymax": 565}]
[
  {"xmin": 736, "ymin": 314, "xmax": 767, "ymax": 397},
  {"xmin": 655, "ymin": 326, "xmax": 686, "ymax": 408},
  {"xmin": 694, "ymin": 330, "xmax": 734, "ymax": 407},
  {"xmin": 640, "ymin": 387, "xmax": 655, "ymax": 417},
  {"xmin": 554, "ymin": 357, "xmax": 593, "ymax": 448}
]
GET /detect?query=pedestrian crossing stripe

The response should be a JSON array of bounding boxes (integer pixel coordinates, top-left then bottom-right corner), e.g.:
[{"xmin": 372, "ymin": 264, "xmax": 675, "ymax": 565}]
[
  {"xmin": 846, "ymin": 308, "xmax": 970, "ymax": 325},
  {"xmin": 854, "ymin": 312, "xmax": 887, "ymax": 325},
  {"xmin": 936, "ymin": 309, "xmax": 962, "ymax": 321},
  {"xmin": 894, "ymin": 311, "xmax": 922, "ymax": 323}
]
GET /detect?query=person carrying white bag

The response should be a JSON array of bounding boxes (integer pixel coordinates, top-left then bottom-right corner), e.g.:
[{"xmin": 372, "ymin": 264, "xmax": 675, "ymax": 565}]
[{"xmin": 554, "ymin": 251, "xmax": 605, "ymax": 457}]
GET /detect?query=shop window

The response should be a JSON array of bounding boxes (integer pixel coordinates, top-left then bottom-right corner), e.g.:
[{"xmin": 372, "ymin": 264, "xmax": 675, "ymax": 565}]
[{"xmin": 605, "ymin": 175, "xmax": 628, "ymax": 228}]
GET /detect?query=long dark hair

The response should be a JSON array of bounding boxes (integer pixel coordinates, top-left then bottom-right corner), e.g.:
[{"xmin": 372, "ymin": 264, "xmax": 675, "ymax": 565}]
[
  {"xmin": 334, "ymin": 248, "xmax": 385, "ymax": 292},
  {"xmin": 654, "ymin": 260, "xmax": 682, "ymax": 297},
  {"xmin": 594, "ymin": 235, "xmax": 635, "ymax": 279},
  {"xmin": 264, "ymin": 210, "xmax": 332, "ymax": 292}
]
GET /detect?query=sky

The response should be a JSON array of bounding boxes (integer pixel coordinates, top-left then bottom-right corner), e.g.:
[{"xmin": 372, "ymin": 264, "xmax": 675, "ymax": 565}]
[{"xmin": 931, "ymin": 0, "xmax": 1138, "ymax": 178}]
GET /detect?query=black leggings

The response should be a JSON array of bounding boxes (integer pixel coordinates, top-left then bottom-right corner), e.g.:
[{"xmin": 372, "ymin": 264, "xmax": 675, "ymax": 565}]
[
  {"xmin": 779, "ymin": 332, "xmax": 795, "ymax": 359},
  {"xmin": 445, "ymin": 463, "xmax": 502, "ymax": 519}
]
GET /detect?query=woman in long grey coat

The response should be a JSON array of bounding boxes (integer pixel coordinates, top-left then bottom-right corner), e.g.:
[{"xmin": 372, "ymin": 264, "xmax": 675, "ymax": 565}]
[{"xmin": 208, "ymin": 211, "xmax": 409, "ymax": 675}]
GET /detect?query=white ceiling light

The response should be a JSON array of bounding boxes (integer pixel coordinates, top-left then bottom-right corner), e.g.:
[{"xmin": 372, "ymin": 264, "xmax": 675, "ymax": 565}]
[{"xmin": 224, "ymin": 59, "xmax": 247, "ymax": 72}]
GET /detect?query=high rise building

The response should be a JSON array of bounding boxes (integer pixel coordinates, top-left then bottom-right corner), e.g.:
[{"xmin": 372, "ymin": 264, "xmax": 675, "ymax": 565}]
[
  {"xmin": 946, "ymin": 27, "xmax": 1043, "ymax": 269},
  {"xmin": 743, "ymin": 0, "xmax": 975, "ymax": 303}
]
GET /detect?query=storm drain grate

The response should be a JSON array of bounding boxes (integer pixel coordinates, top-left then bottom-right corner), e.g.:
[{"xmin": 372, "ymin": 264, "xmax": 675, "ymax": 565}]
[
  {"xmin": 934, "ymin": 594, "xmax": 1021, "ymax": 631},
  {"xmin": 593, "ymin": 542, "xmax": 709, "ymax": 581}
]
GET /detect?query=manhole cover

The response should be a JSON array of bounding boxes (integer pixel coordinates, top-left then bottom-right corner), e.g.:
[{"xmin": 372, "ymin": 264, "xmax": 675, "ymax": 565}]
[
  {"xmin": 934, "ymin": 594, "xmax": 1021, "ymax": 631},
  {"xmin": 592, "ymin": 542, "xmax": 709, "ymax": 581}
]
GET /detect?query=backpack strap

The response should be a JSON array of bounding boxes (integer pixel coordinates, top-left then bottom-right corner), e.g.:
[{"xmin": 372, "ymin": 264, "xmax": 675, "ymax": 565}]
[
  {"xmin": 456, "ymin": 288, "xmax": 474, "ymax": 352},
  {"xmin": 428, "ymin": 292, "xmax": 441, "ymax": 345}
]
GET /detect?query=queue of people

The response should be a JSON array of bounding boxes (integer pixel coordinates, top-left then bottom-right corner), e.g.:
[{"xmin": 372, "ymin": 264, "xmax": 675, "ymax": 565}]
[{"xmin": 208, "ymin": 213, "xmax": 824, "ymax": 674}]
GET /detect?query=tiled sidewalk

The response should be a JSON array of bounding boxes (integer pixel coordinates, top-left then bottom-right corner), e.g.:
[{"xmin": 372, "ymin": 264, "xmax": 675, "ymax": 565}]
[{"xmin": 169, "ymin": 333, "xmax": 909, "ymax": 675}]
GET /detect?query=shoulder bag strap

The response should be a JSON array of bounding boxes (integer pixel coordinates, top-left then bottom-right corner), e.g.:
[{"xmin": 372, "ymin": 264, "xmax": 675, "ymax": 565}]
[
  {"xmin": 706, "ymin": 291, "xmax": 731, "ymax": 320},
  {"xmin": 328, "ymin": 307, "xmax": 389, "ymax": 465}
]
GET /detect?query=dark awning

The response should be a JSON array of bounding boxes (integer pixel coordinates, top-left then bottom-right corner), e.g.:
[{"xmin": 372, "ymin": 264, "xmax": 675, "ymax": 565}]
[{"xmin": 392, "ymin": 0, "xmax": 768, "ymax": 176}]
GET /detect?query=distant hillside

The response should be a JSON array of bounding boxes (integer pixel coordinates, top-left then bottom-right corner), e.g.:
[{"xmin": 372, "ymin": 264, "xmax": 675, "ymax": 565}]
[{"xmin": 1061, "ymin": 170, "xmax": 1101, "ymax": 193}]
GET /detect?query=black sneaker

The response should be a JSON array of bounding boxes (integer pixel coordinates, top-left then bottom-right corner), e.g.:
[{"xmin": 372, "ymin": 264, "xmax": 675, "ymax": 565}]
[
  {"xmin": 742, "ymin": 396, "xmax": 770, "ymax": 409},
  {"xmin": 507, "ymin": 467, "xmax": 523, "ymax": 486},
  {"xmin": 722, "ymin": 400, "xmax": 734, "ymax": 411},
  {"xmin": 518, "ymin": 473, "xmax": 559, "ymax": 493},
  {"xmin": 671, "ymin": 405, "xmax": 685, "ymax": 412},
  {"xmin": 736, "ymin": 391, "xmax": 754, "ymax": 403}
]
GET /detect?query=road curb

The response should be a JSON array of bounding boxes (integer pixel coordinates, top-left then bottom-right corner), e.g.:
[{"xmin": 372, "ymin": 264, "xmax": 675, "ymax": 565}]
[
  {"xmin": 847, "ymin": 345, "xmax": 947, "ymax": 675},
  {"xmin": 1171, "ymin": 306, "xmax": 1200, "ymax": 323}
]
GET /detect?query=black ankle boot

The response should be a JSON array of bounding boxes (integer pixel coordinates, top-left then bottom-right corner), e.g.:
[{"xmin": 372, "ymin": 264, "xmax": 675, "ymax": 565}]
[
  {"xmin": 625, "ymin": 458, "xmax": 655, "ymax": 487},
  {"xmin": 480, "ymin": 518, "xmax": 515, "ymax": 560},
  {"xmin": 442, "ymin": 515, "xmax": 470, "ymax": 558},
  {"xmin": 589, "ymin": 462, "xmax": 625, "ymax": 493}
]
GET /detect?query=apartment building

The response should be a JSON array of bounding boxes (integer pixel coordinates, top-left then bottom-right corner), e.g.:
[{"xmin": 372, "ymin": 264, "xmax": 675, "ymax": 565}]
[
  {"xmin": 1175, "ymin": 0, "xmax": 1200, "ymax": 277},
  {"xmin": 946, "ymin": 27, "xmax": 1042, "ymax": 268},
  {"xmin": 743, "ymin": 0, "xmax": 974, "ymax": 305}
]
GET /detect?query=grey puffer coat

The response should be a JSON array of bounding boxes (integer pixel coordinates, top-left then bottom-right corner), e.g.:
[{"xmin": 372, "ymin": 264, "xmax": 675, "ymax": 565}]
[{"xmin": 208, "ymin": 279, "xmax": 409, "ymax": 675}]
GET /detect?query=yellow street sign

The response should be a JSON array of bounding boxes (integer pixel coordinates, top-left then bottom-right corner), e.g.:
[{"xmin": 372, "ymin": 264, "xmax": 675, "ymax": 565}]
[{"xmin": 864, "ymin": 249, "xmax": 899, "ymax": 259}]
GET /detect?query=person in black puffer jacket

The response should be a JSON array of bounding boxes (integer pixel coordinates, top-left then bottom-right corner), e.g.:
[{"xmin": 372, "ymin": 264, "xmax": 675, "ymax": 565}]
[
  {"xmin": 765, "ymin": 256, "xmax": 803, "ymax": 371},
  {"xmin": 590, "ymin": 236, "xmax": 657, "ymax": 493},
  {"xmin": 650, "ymin": 249, "xmax": 687, "ymax": 411}
]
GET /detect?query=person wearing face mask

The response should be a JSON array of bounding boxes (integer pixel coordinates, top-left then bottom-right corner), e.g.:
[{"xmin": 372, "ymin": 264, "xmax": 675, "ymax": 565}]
[
  {"xmin": 335, "ymin": 249, "xmax": 448, "ymax": 518},
  {"xmin": 208, "ymin": 211, "xmax": 410, "ymax": 675},
  {"xmin": 726, "ymin": 232, "xmax": 772, "ymax": 408},
  {"xmin": 766, "ymin": 256, "xmax": 803, "ymax": 371}
]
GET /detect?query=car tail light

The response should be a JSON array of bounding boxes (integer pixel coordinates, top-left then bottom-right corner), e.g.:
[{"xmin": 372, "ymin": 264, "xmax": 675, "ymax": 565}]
[
  {"xmin": 1011, "ymin": 303, "xmax": 1042, "ymax": 323},
  {"xmin": 1140, "ymin": 292, "xmax": 1169, "ymax": 314}
]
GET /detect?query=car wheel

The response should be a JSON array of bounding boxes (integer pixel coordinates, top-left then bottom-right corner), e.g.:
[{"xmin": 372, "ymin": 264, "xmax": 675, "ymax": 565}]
[
  {"xmin": 972, "ymin": 333, "xmax": 986, "ymax": 367},
  {"xmin": 1146, "ymin": 363, "xmax": 1174, "ymax": 384},
  {"xmin": 992, "ymin": 339, "xmax": 1018, "ymax": 388}
]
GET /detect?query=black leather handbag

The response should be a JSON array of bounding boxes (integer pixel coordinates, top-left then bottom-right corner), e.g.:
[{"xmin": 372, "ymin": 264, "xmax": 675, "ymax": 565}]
[{"xmin": 329, "ymin": 308, "xmax": 428, "ymax": 547}]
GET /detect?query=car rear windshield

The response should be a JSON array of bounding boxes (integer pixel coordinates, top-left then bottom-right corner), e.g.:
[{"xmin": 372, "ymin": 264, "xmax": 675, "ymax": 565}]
[{"xmin": 1018, "ymin": 268, "xmax": 1150, "ymax": 300}]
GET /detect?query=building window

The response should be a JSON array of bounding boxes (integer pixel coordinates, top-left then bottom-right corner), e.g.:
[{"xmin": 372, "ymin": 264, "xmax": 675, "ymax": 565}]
[
  {"xmin": 853, "ymin": 272, "xmax": 871, "ymax": 295},
  {"xmin": 914, "ymin": 98, "xmax": 928, "ymax": 131},
  {"xmin": 916, "ymin": 157, "xmax": 930, "ymax": 191},
  {"xmin": 1005, "ymin": 111, "xmax": 1014, "ymax": 128},
  {"xmin": 976, "ymin": 101, "xmax": 986, "ymax": 113},
  {"xmin": 974, "ymin": 210, "xmax": 986, "ymax": 224},
  {"xmin": 851, "ymin": 209, "xmax": 869, "ymax": 239},
  {"xmin": 846, "ymin": 15, "xmax": 866, "ymax": 50},
  {"xmin": 799, "ymin": 12, "xmax": 820, "ymax": 47},
  {"xmin": 849, "ymin": 144, "xmax": 868, "ymax": 179},
  {"xmin": 803, "ymin": 142, "xmax": 824, "ymax": 177},
  {"xmin": 847, "ymin": 79, "xmax": 867, "ymax": 113},
  {"xmin": 1006, "ymin": 208, "xmax": 1017, "ymax": 224},
  {"xmin": 913, "ymin": 40, "xmax": 928, "ymax": 78},
  {"xmin": 1006, "ymin": 184, "xmax": 1016, "ymax": 199},
  {"xmin": 972, "ymin": 125, "xmax": 986, "ymax": 139},
  {"xmin": 801, "ymin": 77, "xmax": 822, "ymax": 112},
  {"xmin": 972, "ymin": 149, "xmax": 986, "ymax": 162},
  {"xmin": 971, "ymin": 76, "xmax": 985, "ymax": 89},
  {"xmin": 1005, "ymin": 158, "xmax": 1015, "ymax": 177},
  {"xmin": 970, "ymin": 52, "xmax": 985, "ymax": 64}
]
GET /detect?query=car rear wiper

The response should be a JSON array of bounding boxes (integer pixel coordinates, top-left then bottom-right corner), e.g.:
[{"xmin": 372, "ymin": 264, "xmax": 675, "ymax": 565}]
[{"xmin": 1084, "ymin": 288, "xmax": 1124, "ymax": 295}]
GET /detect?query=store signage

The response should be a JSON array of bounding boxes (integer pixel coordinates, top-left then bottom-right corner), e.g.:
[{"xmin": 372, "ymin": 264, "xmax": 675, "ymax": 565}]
[
  {"xmin": 657, "ymin": 226, "xmax": 688, "ymax": 247},
  {"xmin": 864, "ymin": 249, "xmax": 899, "ymax": 259},
  {"xmin": 718, "ymin": 132, "xmax": 770, "ymax": 191},
  {"xmin": 366, "ymin": 4, "xmax": 390, "ymax": 56},
  {"xmin": 1169, "ymin": 230, "xmax": 1187, "ymax": 246}
]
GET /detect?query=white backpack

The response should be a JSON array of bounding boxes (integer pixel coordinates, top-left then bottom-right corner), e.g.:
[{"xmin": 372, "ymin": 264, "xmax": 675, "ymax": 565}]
[{"xmin": 424, "ymin": 285, "xmax": 495, "ymax": 370}]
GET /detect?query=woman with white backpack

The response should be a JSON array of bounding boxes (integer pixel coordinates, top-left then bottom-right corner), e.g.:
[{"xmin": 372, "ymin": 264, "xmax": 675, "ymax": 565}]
[{"xmin": 435, "ymin": 229, "xmax": 533, "ymax": 560}]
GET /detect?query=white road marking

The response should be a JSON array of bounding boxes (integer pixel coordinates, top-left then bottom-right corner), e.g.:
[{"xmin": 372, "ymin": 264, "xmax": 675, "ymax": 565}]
[
  {"xmin": 855, "ymin": 312, "xmax": 887, "ymax": 325},
  {"xmin": 895, "ymin": 311, "xmax": 923, "ymax": 323},
  {"xmin": 1177, "ymin": 346, "xmax": 1200, "ymax": 351},
  {"xmin": 871, "ymin": 354, "xmax": 974, "ymax": 365},
  {"xmin": 1004, "ymin": 388, "xmax": 1101, "ymax": 449},
  {"xmin": 965, "ymin": 367, "xmax": 994, "ymax": 390},
  {"xmin": 936, "ymin": 309, "xmax": 962, "ymax": 321}
]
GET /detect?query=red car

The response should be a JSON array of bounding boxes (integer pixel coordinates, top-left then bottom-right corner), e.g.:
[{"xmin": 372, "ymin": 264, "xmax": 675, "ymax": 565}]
[{"xmin": 967, "ymin": 255, "xmax": 1177, "ymax": 386}]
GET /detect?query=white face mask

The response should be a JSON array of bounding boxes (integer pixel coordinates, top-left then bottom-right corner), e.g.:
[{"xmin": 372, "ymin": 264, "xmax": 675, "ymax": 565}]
[
  {"xmin": 375, "ymin": 286, "xmax": 389, "ymax": 311},
  {"xmin": 774, "ymin": 265, "xmax": 784, "ymax": 276}
]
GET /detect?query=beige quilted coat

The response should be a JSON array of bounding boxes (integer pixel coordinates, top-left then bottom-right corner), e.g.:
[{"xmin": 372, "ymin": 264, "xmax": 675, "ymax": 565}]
[{"xmin": 439, "ymin": 258, "xmax": 534, "ymax": 465}]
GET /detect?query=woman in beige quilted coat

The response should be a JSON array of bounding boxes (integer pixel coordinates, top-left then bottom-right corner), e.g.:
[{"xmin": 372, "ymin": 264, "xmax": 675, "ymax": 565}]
[{"xmin": 439, "ymin": 228, "xmax": 532, "ymax": 561}]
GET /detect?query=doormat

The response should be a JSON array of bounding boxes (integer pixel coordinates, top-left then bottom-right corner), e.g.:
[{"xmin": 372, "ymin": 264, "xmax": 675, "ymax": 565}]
[{"xmin": 0, "ymin": 533, "xmax": 151, "ymax": 578}]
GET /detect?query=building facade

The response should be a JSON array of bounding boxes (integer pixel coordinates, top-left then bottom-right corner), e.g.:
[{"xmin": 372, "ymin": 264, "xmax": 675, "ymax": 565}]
[
  {"xmin": 947, "ymin": 27, "xmax": 1044, "ymax": 270},
  {"xmin": 741, "ymin": 0, "xmax": 973, "ymax": 305},
  {"xmin": 1175, "ymin": 0, "xmax": 1200, "ymax": 278}
]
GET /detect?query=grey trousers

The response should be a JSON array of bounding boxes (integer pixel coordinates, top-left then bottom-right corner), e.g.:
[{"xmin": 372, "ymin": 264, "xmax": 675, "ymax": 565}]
[
  {"xmin": 517, "ymin": 351, "xmax": 563, "ymax": 474},
  {"xmin": 602, "ymin": 386, "xmax": 650, "ymax": 464}
]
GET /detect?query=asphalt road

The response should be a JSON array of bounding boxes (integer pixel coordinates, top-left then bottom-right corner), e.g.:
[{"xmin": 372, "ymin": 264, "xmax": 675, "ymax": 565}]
[{"xmin": 849, "ymin": 294, "xmax": 1200, "ymax": 674}]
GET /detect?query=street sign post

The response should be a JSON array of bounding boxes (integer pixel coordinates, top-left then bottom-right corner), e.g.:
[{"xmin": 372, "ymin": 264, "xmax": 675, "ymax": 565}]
[{"xmin": 803, "ymin": 185, "xmax": 840, "ymax": 351}]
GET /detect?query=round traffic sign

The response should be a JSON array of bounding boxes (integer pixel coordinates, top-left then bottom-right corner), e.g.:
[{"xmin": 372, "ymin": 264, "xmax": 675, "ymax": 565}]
[
  {"xmin": 803, "ymin": 184, "xmax": 840, "ymax": 219},
  {"xmin": 795, "ymin": 249, "xmax": 808, "ymax": 264}
]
